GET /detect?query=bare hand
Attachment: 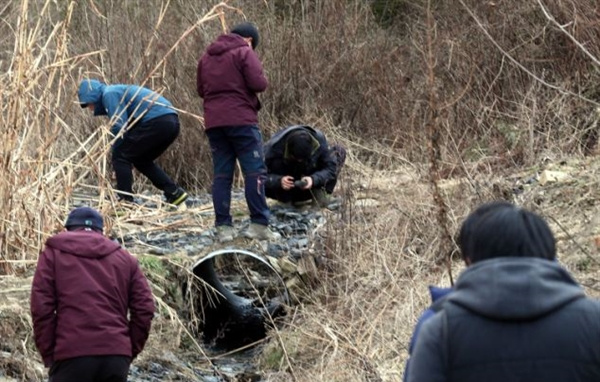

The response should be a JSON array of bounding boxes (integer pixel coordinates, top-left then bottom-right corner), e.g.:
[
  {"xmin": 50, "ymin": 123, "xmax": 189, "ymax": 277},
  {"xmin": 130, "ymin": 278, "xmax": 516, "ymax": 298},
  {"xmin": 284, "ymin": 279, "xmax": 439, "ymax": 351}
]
[
  {"xmin": 300, "ymin": 176, "xmax": 313, "ymax": 189},
  {"xmin": 281, "ymin": 176, "xmax": 294, "ymax": 190}
]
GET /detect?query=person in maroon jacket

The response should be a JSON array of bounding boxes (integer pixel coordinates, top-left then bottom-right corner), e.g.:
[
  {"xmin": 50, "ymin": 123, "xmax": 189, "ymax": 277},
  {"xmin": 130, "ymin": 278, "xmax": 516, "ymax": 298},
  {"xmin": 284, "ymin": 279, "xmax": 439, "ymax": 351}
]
[
  {"xmin": 30, "ymin": 207, "xmax": 155, "ymax": 382},
  {"xmin": 197, "ymin": 22, "xmax": 280, "ymax": 243}
]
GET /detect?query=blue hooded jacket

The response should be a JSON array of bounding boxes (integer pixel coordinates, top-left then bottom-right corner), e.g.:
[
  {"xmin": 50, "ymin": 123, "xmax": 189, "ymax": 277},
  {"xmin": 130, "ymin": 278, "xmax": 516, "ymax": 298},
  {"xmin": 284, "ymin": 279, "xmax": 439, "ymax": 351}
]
[
  {"xmin": 78, "ymin": 79, "xmax": 176, "ymax": 136},
  {"xmin": 403, "ymin": 285, "xmax": 453, "ymax": 382}
]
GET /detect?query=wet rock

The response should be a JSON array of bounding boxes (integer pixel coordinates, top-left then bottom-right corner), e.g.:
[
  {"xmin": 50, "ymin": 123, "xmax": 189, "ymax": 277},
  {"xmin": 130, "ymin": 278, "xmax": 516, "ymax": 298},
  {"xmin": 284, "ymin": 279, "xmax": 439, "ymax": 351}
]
[
  {"xmin": 296, "ymin": 238, "xmax": 309, "ymax": 249},
  {"xmin": 147, "ymin": 247, "xmax": 169, "ymax": 256},
  {"xmin": 267, "ymin": 243, "xmax": 287, "ymax": 258}
]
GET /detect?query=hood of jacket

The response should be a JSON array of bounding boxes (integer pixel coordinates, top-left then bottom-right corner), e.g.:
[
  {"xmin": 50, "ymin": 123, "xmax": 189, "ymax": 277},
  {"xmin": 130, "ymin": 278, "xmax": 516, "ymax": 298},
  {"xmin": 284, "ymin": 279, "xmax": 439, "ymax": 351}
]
[
  {"xmin": 266, "ymin": 125, "xmax": 320, "ymax": 149},
  {"xmin": 78, "ymin": 79, "xmax": 105, "ymax": 105},
  {"xmin": 448, "ymin": 257, "xmax": 584, "ymax": 321},
  {"xmin": 45, "ymin": 230, "xmax": 121, "ymax": 259},
  {"xmin": 207, "ymin": 33, "xmax": 250, "ymax": 56},
  {"xmin": 78, "ymin": 79, "xmax": 107, "ymax": 116}
]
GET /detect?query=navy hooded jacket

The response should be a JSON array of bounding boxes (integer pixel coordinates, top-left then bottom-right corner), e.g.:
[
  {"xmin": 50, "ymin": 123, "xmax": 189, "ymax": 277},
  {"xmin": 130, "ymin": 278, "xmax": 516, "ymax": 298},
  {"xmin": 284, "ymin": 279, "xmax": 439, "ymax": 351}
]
[{"xmin": 407, "ymin": 257, "xmax": 600, "ymax": 382}]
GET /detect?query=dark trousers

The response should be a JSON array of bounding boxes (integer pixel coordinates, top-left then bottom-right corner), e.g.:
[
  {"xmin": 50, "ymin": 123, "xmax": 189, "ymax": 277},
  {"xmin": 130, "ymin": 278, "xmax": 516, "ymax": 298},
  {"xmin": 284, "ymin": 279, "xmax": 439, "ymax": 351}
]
[
  {"xmin": 206, "ymin": 125, "xmax": 270, "ymax": 226},
  {"xmin": 49, "ymin": 355, "xmax": 130, "ymax": 382},
  {"xmin": 112, "ymin": 113, "xmax": 180, "ymax": 201},
  {"xmin": 266, "ymin": 144, "xmax": 347, "ymax": 203}
]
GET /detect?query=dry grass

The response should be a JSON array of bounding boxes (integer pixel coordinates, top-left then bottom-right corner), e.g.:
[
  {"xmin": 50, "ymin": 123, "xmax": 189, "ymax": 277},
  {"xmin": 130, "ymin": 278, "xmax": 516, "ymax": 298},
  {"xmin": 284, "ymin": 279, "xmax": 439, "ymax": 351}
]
[{"xmin": 2, "ymin": 0, "xmax": 600, "ymax": 381}]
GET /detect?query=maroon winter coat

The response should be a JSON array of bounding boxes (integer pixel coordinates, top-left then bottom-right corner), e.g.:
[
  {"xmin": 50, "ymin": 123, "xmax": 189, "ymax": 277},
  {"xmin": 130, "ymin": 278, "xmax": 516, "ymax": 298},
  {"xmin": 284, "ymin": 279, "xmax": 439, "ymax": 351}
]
[
  {"xmin": 196, "ymin": 33, "xmax": 268, "ymax": 129},
  {"xmin": 30, "ymin": 230, "xmax": 155, "ymax": 367}
]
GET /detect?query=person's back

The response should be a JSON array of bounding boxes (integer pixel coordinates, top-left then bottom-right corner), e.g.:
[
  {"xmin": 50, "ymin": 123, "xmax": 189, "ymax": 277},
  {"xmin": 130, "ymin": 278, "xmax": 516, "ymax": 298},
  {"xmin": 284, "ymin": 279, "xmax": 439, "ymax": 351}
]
[
  {"xmin": 407, "ymin": 202, "xmax": 600, "ymax": 382},
  {"xmin": 412, "ymin": 258, "xmax": 600, "ymax": 382},
  {"xmin": 197, "ymin": 24, "xmax": 267, "ymax": 129},
  {"xmin": 31, "ymin": 207, "xmax": 155, "ymax": 381},
  {"xmin": 102, "ymin": 84, "xmax": 174, "ymax": 125}
]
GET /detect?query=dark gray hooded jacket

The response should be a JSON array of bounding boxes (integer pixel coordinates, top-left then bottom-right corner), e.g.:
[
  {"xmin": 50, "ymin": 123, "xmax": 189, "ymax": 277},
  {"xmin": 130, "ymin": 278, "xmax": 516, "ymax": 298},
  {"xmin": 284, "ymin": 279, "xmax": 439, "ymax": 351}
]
[
  {"xmin": 407, "ymin": 257, "xmax": 600, "ymax": 382},
  {"xmin": 264, "ymin": 125, "xmax": 337, "ymax": 190}
]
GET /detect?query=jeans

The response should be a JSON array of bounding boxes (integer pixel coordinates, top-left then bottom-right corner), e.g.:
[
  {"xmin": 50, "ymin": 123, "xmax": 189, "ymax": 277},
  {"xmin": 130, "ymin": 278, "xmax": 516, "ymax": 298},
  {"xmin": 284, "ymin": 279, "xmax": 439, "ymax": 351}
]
[
  {"xmin": 112, "ymin": 114, "xmax": 180, "ymax": 200},
  {"xmin": 206, "ymin": 125, "xmax": 270, "ymax": 226},
  {"xmin": 48, "ymin": 355, "xmax": 130, "ymax": 382}
]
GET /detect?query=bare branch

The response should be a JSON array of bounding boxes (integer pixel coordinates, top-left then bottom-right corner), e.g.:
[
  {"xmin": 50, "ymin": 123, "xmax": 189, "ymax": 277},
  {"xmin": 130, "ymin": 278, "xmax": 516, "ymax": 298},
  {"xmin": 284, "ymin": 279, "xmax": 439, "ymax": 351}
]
[
  {"xmin": 458, "ymin": 0, "xmax": 600, "ymax": 108},
  {"xmin": 536, "ymin": 0, "xmax": 600, "ymax": 68}
]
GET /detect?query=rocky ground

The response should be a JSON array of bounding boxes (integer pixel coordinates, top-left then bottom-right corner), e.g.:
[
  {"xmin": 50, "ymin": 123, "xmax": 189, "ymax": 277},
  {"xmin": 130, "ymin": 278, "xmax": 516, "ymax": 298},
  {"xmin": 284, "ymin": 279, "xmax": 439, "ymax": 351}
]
[
  {"xmin": 0, "ymin": 190, "xmax": 342, "ymax": 381},
  {"xmin": 1, "ymin": 156, "xmax": 600, "ymax": 381}
]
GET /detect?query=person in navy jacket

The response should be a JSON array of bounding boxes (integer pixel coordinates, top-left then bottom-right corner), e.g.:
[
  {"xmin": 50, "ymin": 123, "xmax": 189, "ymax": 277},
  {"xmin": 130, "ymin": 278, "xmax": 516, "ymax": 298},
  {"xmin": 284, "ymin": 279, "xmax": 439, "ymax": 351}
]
[{"xmin": 407, "ymin": 201, "xmax": 600, "ymax": 382}]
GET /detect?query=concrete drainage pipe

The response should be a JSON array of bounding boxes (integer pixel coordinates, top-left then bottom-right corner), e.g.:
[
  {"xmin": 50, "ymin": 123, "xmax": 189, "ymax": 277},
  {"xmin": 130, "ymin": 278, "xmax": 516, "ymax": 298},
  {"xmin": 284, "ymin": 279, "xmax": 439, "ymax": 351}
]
[{"xmin": 191, "ymin": 249, "xmax": 289, "ymax": 351}]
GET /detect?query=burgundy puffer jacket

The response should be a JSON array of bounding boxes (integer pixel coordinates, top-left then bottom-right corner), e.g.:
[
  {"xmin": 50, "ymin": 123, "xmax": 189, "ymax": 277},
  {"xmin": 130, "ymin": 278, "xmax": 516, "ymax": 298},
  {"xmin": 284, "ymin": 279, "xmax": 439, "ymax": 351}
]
[
  {"xmin": 196, "ymin": 33, "xmax": 268, "ymax": 129},
  {"xmin": 30, "ymin": 230, "xmax": 155, "ymax": 367}
]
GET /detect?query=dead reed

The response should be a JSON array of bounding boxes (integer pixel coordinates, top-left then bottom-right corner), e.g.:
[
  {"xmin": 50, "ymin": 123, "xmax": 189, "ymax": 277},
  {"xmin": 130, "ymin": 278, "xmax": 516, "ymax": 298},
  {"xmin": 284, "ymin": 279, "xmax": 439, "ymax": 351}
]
[{"xmin": 2, "ymin": 0, "xmax": 600, "ymax": 381}]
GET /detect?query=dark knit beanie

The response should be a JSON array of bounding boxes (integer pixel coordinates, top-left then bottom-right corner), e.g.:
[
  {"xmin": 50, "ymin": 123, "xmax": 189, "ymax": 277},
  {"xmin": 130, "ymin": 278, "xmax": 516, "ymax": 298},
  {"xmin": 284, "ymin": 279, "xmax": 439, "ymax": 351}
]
[
  {"xmin": 231, "ymin": 22, "xmax": 260, "ymax": 50},
  {"xmin": 287, "ymin": 130, "xmax": 313, "ymax": 162},
  {"xmin": 65, "ymin": 207, "xmax": 104, "ymax": 232}
]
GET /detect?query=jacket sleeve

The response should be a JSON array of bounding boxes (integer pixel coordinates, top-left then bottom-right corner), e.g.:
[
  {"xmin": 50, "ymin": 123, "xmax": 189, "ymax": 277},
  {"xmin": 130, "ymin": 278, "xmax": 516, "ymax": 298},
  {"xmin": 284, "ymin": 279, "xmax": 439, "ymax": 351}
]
[
  {"xmin": 102, "ymin": 91, "xmax": 128, "ymax": 136},
  {"xmin": 128, "ymin": 258, "xmax": 155, "ymax": 358},
  {"xmin": 406, "ymin": 313, "xmax": 448, "ymax": 382},
  {"xmin": 403, "ymin": 308, "xmax": 436, "ymax": 382},
  {"xmin": 266, "ymin": 173, "xmax": 284, "ymax": 190},
  {"xmin": 265, "ymin": 154, "xmax": 286, "ymax": 190},
  {"xmin": 264, "ymin": 144, "xmax": 287, "ymax": 189},
  {"xmin": 196, "ymin": 57, "xmax": 204, "ymax": 98},
  {"xmin": 30, "ymin": 248, "xmax": 57, "ymax": 367},
  {"xmin": 309, "ymin": 142, "xmax": 337, "ymax": 188},
  {"xmin": 242, "ymin": 49, "xmax": 268, "ymax": 93}
]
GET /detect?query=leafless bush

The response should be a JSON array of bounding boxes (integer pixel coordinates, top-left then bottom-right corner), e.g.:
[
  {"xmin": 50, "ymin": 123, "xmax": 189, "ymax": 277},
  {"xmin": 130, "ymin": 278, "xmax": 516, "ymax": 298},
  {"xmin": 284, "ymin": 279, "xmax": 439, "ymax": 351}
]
[{"xmin": 2, "ymin": 0, "xmax": 600, "ymax": 380}]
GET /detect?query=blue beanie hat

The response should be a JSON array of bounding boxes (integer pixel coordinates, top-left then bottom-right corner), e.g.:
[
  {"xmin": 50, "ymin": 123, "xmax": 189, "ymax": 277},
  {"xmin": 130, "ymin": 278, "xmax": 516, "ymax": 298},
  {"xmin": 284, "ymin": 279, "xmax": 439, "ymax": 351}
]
[
  {"xmin": 65, "ymin": 207, "xmax": 104, "ymax": 232},
  {"xmin": 231, "ymin": 22, "xmax": 260, "ymax": 50}
]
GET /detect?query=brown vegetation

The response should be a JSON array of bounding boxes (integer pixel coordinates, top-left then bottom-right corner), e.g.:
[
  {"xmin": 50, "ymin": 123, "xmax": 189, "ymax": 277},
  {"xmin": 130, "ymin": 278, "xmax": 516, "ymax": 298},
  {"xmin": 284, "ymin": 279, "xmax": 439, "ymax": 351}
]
[{"xmin": 1, "ymin": 0, "xmax": 600, "ymax": 381}]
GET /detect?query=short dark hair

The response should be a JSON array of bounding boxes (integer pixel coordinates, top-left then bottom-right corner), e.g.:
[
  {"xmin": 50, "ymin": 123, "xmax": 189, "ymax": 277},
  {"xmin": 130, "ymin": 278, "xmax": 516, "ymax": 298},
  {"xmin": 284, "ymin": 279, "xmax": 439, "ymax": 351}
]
[
  {"xmin": 231, "ymin": 22, "xmax": 260, "ymax": 50},
  {"xmin": 459, "ymin": 201, "xmax": 556, "ymax": 263},
  {"xmin": 286, "ymin": 130, "xmax": 313, "ymax": 162}
]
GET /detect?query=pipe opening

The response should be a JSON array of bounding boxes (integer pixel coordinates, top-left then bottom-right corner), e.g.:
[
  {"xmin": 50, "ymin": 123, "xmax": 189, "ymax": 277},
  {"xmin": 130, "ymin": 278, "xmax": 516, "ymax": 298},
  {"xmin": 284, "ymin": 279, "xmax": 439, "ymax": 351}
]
[{"xmin": 191, "ymin": 249, "xmax": 289, "ymax": 351}]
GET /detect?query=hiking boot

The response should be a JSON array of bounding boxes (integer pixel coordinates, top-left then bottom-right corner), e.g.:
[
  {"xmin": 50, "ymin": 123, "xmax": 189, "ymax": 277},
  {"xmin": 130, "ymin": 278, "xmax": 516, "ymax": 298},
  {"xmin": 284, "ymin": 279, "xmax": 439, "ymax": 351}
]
[
  {"xmin": 242, "ymin": 223, "xmax": 281, "ymax": 241},
  {"xmin": 216, "ymin": 225, "xmax": 236, "ymax": 243},
  {"xmin": 166, "ymin": 187, "xmax": 188, "ymax": 206},
  {"xmin": 311, "ymin": 189, "xmax": 341, "ymax": 209},
  {"xmin": 312, "ymin": 188, "xmax": 331, "ymax": 208}
]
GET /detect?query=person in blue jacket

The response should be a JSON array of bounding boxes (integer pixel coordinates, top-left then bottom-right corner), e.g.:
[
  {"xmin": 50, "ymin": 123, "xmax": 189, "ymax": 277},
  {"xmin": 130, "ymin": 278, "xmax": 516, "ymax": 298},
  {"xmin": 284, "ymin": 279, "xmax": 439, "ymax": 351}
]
[
  {"xmin": 78, "ymin": 79, "xmax": 187, "ymax": 206},
  {"xmin": 403, "ymin": 286, "xmax": 452, "ymax": 381}
]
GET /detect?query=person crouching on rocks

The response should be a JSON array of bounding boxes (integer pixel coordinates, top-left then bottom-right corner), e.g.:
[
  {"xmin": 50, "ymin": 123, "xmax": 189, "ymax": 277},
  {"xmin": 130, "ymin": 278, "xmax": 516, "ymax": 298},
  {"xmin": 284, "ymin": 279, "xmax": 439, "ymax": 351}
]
[{"xmin": 264, "ymin": 125, "xmax": 346, "ymax": 208}]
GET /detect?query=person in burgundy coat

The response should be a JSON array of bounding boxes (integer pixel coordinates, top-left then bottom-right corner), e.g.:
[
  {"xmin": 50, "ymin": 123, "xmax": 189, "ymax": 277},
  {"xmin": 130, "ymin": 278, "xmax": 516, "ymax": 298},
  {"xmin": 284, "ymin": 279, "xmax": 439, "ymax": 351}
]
[
  {"xmin": 30, "ymin": 207, "xmax": 155, "ymax": 382},
  {"xmin": 197, "ymin": 22, "xmax": 279, "ymax": 243}
]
